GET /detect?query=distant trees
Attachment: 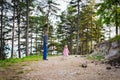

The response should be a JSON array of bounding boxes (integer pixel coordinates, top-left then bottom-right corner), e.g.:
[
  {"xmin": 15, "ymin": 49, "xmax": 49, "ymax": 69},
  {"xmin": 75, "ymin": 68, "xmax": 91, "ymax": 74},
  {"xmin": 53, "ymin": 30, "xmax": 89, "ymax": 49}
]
[
  {"xmin": 56, "ymin": 0, "xmax": 103, "ymax": 55},
  {"xmin": 0, "ymin": 0, "xmax": 36, "ymax": 59},
  {"xmin": 0, "ymin": 0, "xmax": 60, "ymax": 59}
]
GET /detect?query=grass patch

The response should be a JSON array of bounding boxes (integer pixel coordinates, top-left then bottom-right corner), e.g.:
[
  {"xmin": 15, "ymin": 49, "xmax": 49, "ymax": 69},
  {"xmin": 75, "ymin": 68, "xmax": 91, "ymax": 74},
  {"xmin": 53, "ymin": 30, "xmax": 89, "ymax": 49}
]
[
  {"xmin": 87, "ymin": 54, "xmax": 104, "ymax": 61},
  {"xmin": 21, "ymin": 55, "xmax": 42, "ymax": 61},
  {"xmin": 0, "ymin": 54, "xmax": 59, "ymax": 67},
  {"xmin": 0, "ymin": 55, "xmax": 42, "ymax": 67},
  {"xmin": 0, "ymin": 54, "xmax": 60, "ymax": 67}
]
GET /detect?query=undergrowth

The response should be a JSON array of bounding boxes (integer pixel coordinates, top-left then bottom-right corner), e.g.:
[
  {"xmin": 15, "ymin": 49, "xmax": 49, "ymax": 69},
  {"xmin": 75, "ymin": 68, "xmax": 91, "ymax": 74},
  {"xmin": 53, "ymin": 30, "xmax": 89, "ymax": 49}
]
[
  {"xmin": 87, "ymin": 54, "xmax": 104, "ymax": 61},
  {"xmin": 0, "ymin": 55, "xmax": 42, "ymax": 67}
]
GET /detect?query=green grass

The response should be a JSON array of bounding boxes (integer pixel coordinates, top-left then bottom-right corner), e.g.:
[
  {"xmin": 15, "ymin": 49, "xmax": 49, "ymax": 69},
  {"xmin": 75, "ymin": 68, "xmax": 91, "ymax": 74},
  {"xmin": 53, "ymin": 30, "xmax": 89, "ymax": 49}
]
[
  {"xmin": 0, "ymin": 54, "xmax": 60, "ymax": 67},
  {"xmin": 0, "ymin": 55, "xmax": 42, "ymax": 67},
  {"xmin": 87, "ymin": 54, "xmax": 104, "ymax": 61}
]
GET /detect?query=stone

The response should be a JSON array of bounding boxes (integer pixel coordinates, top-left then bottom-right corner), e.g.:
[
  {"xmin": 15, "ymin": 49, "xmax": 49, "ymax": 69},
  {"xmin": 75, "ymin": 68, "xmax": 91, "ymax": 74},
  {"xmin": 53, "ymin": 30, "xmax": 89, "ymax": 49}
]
[
  {"xmin": 81, "ymin": 63, "xmax": 87, "ymax": 68},
  {"xmin": 106, "ymin": 66, "xmax": 111, "ymax": 70}
]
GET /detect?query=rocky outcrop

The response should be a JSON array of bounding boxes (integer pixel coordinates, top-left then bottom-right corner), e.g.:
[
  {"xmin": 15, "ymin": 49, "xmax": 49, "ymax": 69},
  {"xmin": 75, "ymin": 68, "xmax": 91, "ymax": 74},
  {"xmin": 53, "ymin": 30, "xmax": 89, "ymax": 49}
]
[{"xmin": 91, "ymin": 40, "xmax": 120, "ymax": 61}]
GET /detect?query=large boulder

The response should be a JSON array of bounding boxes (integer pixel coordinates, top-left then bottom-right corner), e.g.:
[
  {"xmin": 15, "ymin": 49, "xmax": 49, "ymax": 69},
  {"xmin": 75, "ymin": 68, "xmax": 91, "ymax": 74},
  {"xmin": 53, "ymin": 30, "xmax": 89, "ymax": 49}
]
[
  {"xmin": 91, "ymin": 41, "xmax": 120, "ymax": 61},
  {"xmin": 104, "ymin": 41, "xmax": 120, "ymax": 60}
]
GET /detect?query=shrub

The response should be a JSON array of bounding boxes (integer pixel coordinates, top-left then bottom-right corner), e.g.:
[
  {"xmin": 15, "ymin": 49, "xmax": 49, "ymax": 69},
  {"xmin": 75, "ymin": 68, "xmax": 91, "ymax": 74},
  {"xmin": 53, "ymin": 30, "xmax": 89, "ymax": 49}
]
[{"xmin": 87, "ymin": 53, "xmax": 104, "ymax": 61}]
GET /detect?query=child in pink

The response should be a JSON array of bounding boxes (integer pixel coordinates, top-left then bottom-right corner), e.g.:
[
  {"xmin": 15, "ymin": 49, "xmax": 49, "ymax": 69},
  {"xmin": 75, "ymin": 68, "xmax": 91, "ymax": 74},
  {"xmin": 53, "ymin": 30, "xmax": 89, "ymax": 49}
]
[{"xmin": 63, "ymin": 45, "xmax": 69, "ymax": 56}]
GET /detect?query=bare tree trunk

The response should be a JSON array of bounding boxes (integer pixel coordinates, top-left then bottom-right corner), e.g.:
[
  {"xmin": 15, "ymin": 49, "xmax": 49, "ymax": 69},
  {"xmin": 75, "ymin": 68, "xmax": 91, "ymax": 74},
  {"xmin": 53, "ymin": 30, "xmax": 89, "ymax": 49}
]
[
  {"xmin": 30, "ymin": 33, "xmax": 33, "ymax": 54},
  {"xmin": 115, "ymin": 3, "xmax": 118, "ymax": 35},
  {"xmin": 18, "ymin": 15, "xmax": 21, "ymax": 58},
  {"xmin": 47, "ymin": 0, "xmax": 51, "ymax": 28},
  {"xmin": 25, "ymin": 0, "xmax": 29, "ymax": 56},
  {"xmin": 86, "ymin": 26, "xmax": 89, "ymax": 54},
  {"xmin": 36, "ymin": 33, "xmax": 38, "ymax": 53},
  {"xmin": 90, "ymin": 7, "xmax": 93, "ymax": 52},
  {"xmin": 81, "ymin": 42, "xmax": 84, "ymax": 55},
  {"xmin": 69, "ymin": 28, "xmax": 73, "ymax": 54},
  {"xmin": 76, "ymin": 0, "xmax": 80, "ymax": 55},
  {"xmin": 96, "ymin": 23, "xmax": 100, "ymax": 43},
  {"xmin": 0, "ymin": 0, "xmax": 4, "ymax": 60},
  {"xmin": 11, "ymin": 0, "xmax": 16, "ymax": 58},
  {"xmin": 17, "ymin": 0, "xmax": 21, "ymax": 58}
]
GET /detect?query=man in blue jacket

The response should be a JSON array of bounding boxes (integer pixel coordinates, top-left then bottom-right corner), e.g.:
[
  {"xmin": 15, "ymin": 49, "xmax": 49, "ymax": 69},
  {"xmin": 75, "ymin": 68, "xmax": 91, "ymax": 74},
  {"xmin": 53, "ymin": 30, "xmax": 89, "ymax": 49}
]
[{"xmin": 43, "ymin": 29, "xmax": 49, "ymax": 60}]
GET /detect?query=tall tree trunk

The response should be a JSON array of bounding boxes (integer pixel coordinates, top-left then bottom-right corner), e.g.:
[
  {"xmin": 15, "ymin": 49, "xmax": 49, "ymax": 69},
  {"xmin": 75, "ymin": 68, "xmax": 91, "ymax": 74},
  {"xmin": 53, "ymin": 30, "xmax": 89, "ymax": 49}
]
[
  {"xmin": 86, "ymin": 26, "xmax": 89, "ymax": 54},
  {"xmin": 76, "ymin": 0, "xmax": 80, "ymax": 55},
  {"xmin": 30, "ymin": 33, "xmax": 33, "ymax": 54},
  {"xmin": 81, "ymin": 42, "xmax": 84, "ymax": 54},
  {"xmin": 96, "ymin": 23, "xmax": 100, "ymax": 43},
  {"xmin": 41, "ymin": 32, "xmax": 44, "ymax": 54},
  {"xmin": 0, "ymin": 0, "xmax": 4, "ymax": 60},
  {"xmin": 69, "ymin": 28, "xmax": 73, "ymax": 54},
  {"xmin": 47, "ymin": 1, "xmax": 51, "ymax": 28},
  {"xmin": 25, "ymin": 0, "xmax": 29, "ymax": 56},
  {"xmin": 18, "ymin": 14, "xmax": 21, "ymax": 58},
  {"xmin": 115, "ymin": 3, "xmax": 118, "ymax": 35},
  {"xmin": 11, "ymin": 0, "xmax": 16, "ymax": 58},
  {"xmin": 90, "ymin": 6, "xmax": 93, "ymax": 52},
  {"xmin": 17, "ymin": 0, "xmax": 21, "ymax": 58},
  {"xmin": 36, "ymin": 33, "xmax": 38, "ymax": 53}
]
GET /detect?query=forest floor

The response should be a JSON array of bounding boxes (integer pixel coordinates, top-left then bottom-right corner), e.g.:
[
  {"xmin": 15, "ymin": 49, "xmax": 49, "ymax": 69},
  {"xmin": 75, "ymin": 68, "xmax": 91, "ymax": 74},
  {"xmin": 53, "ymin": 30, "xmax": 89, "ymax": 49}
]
[{"xmin": 0, "ymin": 55, "xmax": 120, "ymax": 80}]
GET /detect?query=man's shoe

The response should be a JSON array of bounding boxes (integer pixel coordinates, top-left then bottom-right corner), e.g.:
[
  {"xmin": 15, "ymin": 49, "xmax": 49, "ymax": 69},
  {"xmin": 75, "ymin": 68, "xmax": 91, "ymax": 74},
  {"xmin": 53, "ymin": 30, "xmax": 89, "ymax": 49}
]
[{"xmin": 43, "ymin": 59, "xmax": 48, "ymax": 60}]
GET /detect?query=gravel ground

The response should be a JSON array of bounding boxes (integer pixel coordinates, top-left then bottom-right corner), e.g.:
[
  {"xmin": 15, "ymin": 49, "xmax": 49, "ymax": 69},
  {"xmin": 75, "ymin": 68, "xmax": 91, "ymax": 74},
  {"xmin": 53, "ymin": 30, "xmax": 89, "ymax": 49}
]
[{"xmin": 19, "ymin": 55, "xmax": 120, "ymax": 80}]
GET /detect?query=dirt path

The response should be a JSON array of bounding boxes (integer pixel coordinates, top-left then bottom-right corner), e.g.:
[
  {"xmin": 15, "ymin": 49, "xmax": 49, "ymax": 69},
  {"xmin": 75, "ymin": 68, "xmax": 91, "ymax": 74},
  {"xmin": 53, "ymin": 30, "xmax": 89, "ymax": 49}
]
[
  {"xmin": 19, "ymin": 55, "xmax": 120, "ymax": 80},
  {"xmin": 0, "ymin": 55, "xmax": 120, "ymax": 80}
]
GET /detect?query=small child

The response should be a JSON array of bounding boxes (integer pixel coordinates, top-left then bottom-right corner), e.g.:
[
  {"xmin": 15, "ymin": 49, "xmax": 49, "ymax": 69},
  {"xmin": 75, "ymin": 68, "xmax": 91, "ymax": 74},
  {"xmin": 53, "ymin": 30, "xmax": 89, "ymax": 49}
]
[{"xmin": 63, "ymin": 45, "xmax": 69, "ymax": 57}]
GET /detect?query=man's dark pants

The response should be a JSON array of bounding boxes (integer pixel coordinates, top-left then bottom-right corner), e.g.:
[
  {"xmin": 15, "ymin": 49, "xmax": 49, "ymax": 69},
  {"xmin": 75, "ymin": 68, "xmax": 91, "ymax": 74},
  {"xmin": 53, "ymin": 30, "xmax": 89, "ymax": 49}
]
[{"xmin": 43, "ymin": 44, "xmax": 48, "ymax": 60}]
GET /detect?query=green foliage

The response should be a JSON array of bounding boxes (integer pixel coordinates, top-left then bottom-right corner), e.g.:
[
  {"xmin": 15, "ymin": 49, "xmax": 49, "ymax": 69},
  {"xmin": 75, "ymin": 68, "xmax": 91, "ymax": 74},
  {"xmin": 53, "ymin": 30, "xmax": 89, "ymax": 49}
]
[
  {"xmin": 109, "ymin": 35, "xmax": 120, "ymax": 42},
  {"xmin": 95, "ymin": 0, "xmax": 120, "ymax": 34},
  {"xmin": 0, "ymin": 55, "xmax": 42, "ymax": 67},
  {"xmin": 87, "ymin": 54, "xmax": 104, "ymax": 61}
]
